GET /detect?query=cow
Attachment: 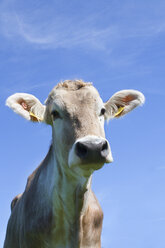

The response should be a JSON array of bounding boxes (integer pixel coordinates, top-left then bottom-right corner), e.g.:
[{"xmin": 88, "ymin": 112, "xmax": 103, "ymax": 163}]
[{"xmin": 4, "ymin": 80, "xmax": 145, "ymax": 248}]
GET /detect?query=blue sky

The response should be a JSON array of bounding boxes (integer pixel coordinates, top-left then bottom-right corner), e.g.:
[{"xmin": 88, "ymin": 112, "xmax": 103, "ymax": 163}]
[{"xmin": 0, "ymin": 0, "xmax": 165, "ymax": 247}]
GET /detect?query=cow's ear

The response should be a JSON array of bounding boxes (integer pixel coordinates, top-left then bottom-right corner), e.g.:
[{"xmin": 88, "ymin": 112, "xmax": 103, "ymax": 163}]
[
  {"xmin": 104, "ymin": 90, "xmax": 145, "ymax": 120},
  {"xmin": 6, "ymin": 93, "xmax": 46, "ymax": 122}
]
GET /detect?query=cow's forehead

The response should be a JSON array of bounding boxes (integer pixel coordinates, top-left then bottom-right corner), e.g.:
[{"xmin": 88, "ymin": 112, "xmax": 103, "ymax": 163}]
[{"xmin": 46, "ymin": 80, "xmax": 103, "ymax": 110}]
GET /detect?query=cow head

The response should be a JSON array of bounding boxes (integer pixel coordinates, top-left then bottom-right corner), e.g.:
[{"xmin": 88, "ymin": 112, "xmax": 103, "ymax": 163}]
[{"xmin": 6, "ymin": 80, "xmax": 145, "ymax": 174}]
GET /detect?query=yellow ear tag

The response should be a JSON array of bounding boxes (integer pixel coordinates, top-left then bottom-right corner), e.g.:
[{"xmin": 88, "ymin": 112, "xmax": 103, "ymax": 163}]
[
  {"xmin": 29, "ymin": 111, "xmax": 43, "ymax": 122},
  {"xmin": 114, "ymin": 106, "xmax": 125, "ymax": 117}
]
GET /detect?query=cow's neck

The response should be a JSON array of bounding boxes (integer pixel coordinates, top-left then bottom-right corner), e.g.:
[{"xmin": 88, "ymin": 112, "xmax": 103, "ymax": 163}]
[{"xmin": 43, "ymin": 144, "xmax": 93, "ymax": 247}]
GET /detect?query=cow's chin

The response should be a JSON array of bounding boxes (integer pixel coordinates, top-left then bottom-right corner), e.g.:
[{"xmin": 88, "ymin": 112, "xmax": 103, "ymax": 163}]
[
  {"xmin": 68, "ymin": 161, "xmax": 105, "ymax": 178},
  {"xmin": 68, "ymin": 159, "xmax": 107, "ymax": 176},
  {"xmin": 68, "ymin": 153, "xmax": 113, "ymax": 172},
  {"xmin": 80, "ymin": 162, "xmax": 105, "ymax": 171}
]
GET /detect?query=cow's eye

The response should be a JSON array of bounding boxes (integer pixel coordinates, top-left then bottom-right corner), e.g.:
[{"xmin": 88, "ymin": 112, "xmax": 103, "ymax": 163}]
[
  {"xmin": 51, "ymin": 110, "xmax": 60, "ymax": 120},
  {"xmin": 100, "ymin": 108, "xmax": 106, "ymax": 116}
]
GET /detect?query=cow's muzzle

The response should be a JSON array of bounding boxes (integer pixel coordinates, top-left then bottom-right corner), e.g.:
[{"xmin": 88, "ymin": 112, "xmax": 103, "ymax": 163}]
[
  {"xmin": 68, "ymin": 136, "xmax": 113, "ymax": 170},
  {"xmin": 76, "ymin": 139, "xmax": 109, "ymax": 161}
]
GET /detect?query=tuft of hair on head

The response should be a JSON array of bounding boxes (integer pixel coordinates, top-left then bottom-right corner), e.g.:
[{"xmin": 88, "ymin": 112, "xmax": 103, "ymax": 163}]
[
  {"xmin": 45, "ymin": 79, "xmax": 93, "ymax": 106},
  {"xmin": 55, "ymin": 79, "xmax": 92, "ymax": 91}
]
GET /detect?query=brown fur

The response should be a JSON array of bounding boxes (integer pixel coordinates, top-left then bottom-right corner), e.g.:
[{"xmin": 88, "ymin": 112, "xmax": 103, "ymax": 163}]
[{"xmin": 80, "ymin": 191, "xmax": 103, "ymax": 247}]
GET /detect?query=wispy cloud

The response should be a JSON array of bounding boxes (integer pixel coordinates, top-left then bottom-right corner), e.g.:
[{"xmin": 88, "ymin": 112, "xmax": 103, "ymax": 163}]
[
  {"xmin": 1, "ymin": 0, "xmax": 165, "ymax": 52},
  {"xmin": 0, "ymin": 0, "xmax": 165, "ymax": 76},
  {"xmin": 0, "ymin": 5, "xmax": 118, "ymax": 50}
]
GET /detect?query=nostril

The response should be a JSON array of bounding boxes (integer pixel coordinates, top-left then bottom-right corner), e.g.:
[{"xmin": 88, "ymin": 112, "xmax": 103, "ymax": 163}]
[
  {"xmin": 101, "ymin": 141, "xmax": 109, "ymax": 158},
  {"xmin": 101, "ymin": 141, "xmax": 108, "ymax": 151},
  {"xmin": 76, "ymin": 142, "xmax": 88, "ymax": 159}
]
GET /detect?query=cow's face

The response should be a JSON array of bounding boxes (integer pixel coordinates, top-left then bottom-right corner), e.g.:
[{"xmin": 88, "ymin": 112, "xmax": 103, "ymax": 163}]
[
  {"xmin": 45, "ymin": 81, "xmax": 112, "ymax": 172},
  {"xmin": 6, "ymin": 80, "xmax": 145, "ymax": 174}
]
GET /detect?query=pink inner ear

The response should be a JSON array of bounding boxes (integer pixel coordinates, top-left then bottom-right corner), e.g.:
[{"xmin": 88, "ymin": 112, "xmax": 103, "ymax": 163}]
[
  {"xmin": 21, "ymin": 101, "xmax": 28, "ymax": 110},
  {"xmin": 123, "ymin": 95, "xmax": 135, "ymax": 103}
]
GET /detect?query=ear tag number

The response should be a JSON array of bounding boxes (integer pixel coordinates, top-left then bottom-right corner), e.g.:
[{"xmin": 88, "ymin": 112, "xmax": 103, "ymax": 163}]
[{"xmin": 114, "ymin": 106, "xmax": 125, "ymax": 117}]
